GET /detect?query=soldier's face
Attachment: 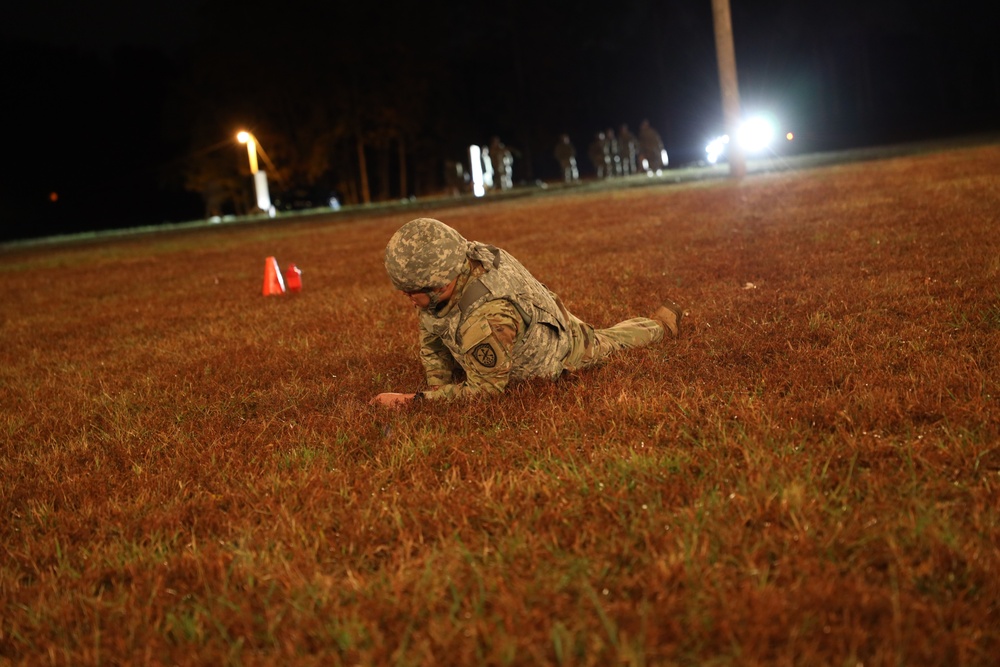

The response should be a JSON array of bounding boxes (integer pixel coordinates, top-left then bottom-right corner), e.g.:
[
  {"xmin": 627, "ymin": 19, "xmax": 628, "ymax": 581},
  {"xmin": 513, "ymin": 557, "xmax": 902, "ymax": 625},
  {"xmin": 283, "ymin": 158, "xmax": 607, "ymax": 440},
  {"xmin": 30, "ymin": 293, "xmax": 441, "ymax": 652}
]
[{"xmin": 404, "ymin": 278, "xmax": 457, "ymax": 309}]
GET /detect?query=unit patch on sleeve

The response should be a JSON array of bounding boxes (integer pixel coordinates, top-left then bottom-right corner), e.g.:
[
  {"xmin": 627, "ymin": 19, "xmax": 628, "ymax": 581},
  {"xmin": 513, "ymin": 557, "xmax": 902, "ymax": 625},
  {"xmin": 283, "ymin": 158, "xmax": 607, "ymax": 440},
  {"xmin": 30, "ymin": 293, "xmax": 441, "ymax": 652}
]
[{"xmin": 471, "ymin": 342, "xmax": 498, "ymax": 368}]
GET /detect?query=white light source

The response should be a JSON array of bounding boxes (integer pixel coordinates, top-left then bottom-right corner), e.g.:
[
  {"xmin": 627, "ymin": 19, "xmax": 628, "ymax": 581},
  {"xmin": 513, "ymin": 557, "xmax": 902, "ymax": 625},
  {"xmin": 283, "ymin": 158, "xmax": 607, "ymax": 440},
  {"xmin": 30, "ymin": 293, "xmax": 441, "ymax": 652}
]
[
  {"xmin": 706, "ymin": 134, "xmax": 729, "ymax": 164},
  {"xmin": 706, "ymin": 114, "xmax": 782, "ymax": 163},
  {"xmin": 469, "ymin": 145, "xmax": 485, "ymax": 197},
  {"xmin": 736, "ymin": 116, "xmax": 775, "ymax": 153}
]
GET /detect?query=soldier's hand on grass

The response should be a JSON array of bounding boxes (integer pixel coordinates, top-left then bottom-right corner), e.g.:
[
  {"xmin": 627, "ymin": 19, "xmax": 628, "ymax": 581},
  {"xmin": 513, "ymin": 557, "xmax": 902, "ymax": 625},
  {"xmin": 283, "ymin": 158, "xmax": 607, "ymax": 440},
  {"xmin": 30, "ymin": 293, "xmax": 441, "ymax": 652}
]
[{"xmin": 371, "ymin": 392, "xmax": 418, "ymax": 409}]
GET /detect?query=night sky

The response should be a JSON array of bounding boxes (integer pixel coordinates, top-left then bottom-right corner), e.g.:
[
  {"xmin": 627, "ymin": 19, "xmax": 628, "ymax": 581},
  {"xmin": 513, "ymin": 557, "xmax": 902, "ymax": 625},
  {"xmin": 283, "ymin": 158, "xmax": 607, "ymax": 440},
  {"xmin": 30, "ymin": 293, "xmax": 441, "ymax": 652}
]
[{"xmin": 3, "ymin": 0, "xmax": 997, "ymax": 242}]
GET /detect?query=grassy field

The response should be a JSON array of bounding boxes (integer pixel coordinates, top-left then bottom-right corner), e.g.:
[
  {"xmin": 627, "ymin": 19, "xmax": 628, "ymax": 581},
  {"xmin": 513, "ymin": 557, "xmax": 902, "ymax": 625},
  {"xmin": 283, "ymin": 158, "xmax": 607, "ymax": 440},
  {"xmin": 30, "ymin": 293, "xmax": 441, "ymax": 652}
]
[{"xmin": 2, "ymin": 144, "xmax": 999, "ymax": 666}]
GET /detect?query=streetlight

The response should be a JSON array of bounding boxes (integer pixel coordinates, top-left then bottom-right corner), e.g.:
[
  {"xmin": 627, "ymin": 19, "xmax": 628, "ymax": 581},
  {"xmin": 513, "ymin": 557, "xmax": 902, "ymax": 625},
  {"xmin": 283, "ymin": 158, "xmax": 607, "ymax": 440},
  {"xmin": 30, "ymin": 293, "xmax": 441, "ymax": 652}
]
[{"xmin": 237, "ymin": 130, "xmax": 274, "ymax": 215}]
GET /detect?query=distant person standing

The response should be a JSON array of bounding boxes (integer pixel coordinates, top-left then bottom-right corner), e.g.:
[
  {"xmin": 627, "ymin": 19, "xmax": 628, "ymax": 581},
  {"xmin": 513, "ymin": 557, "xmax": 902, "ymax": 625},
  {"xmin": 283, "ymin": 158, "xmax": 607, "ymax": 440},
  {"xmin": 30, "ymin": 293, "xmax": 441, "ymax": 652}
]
[
  {"xmin": 604, "ymin": 128, "xmax": 622, "ymax": 177},
  {"xmin": 479, "ymin": 144, "xmax": 495, "ymax": 190},
  {"xmin": 638, "ymin": 119, "xmax": 667, "ymax": 175},
  {"xmin": 618, "ymin": 124, "xmax": 639, "ymax": 175},
  {"xmin": 554, "ymin": 134, "xmax": 579, "ymax": 183},
  {"xmin": 490, "ymin": 137, "xmax": 514, "ymax": 191},
  {"xmin": 588, "ymin": 131, "xmax": 609, "ymax": 179},
  {"xmin": 444, "ymin": 159, "xmax": 464, "ymax": 197}
]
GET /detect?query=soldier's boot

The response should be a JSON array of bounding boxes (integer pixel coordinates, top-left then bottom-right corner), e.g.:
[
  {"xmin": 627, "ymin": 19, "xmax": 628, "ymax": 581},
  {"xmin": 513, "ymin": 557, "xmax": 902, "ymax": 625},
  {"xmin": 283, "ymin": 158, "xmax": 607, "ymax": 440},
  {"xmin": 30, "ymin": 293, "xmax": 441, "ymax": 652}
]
[{"xmin": 651, "ymin": 298, "xmax": 684, "ymax": 338}]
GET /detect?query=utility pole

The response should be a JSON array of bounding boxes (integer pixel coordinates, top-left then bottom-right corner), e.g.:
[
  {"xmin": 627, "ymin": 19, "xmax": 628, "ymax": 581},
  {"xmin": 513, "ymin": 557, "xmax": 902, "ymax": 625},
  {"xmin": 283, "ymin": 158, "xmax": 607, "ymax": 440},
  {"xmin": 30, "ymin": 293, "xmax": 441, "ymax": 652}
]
[{"xmin": 711, "ymin": 0, "xmax": 746, "ymax": 179}]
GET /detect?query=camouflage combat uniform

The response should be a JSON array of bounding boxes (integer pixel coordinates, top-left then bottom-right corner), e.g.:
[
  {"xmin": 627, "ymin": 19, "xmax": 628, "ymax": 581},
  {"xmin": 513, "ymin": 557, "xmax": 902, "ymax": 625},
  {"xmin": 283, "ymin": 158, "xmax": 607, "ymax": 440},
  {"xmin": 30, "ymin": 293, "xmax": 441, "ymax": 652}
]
[{"xmin": 385, "ymin": 218, "xmax": 665, "ymax": 401}]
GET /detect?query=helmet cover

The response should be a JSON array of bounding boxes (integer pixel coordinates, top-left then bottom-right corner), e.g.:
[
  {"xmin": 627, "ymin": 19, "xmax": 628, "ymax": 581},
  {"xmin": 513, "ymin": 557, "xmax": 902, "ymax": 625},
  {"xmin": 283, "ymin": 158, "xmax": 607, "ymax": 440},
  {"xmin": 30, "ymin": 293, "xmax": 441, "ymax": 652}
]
[{"xmin": 384, "ymin": 218, "xmax": 468, "ymax": 292}]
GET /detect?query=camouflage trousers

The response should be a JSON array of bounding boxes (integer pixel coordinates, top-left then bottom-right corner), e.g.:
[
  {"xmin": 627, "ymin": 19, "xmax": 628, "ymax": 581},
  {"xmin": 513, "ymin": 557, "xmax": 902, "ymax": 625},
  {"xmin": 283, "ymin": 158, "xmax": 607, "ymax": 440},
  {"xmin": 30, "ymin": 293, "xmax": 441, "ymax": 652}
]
[{"xmin": 561, "ymin": 313, "xmax": 664, "ymax": 372}]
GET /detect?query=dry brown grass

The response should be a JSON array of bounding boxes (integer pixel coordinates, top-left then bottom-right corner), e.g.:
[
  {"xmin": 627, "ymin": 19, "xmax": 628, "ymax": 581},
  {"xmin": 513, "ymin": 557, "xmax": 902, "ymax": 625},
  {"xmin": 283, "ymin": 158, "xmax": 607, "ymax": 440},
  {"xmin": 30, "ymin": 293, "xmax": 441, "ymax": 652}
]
[{"xmin": 2, "ymin": 144, "xmax": 999, "ymax": 666}]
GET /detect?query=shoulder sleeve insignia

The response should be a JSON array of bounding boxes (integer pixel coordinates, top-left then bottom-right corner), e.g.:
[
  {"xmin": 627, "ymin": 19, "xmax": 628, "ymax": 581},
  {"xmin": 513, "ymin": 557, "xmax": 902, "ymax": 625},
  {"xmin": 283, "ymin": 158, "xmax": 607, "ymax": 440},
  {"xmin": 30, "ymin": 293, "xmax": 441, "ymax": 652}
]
[
  {"xmin": 459, "ymin": 316, "xmax": 493, "ymax": 352},
  {"xmin": 471, "ymin": 342, "xmax": 498, "ymax": 368}
]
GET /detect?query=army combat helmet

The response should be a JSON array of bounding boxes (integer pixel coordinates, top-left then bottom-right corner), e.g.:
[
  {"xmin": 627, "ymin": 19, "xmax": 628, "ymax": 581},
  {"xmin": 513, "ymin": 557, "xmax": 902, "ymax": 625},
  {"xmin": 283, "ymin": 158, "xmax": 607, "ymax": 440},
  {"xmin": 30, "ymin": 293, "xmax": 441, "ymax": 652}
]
[{"xmin": 384, "ymin": 218, "xmax": 469, "ymax": 293}]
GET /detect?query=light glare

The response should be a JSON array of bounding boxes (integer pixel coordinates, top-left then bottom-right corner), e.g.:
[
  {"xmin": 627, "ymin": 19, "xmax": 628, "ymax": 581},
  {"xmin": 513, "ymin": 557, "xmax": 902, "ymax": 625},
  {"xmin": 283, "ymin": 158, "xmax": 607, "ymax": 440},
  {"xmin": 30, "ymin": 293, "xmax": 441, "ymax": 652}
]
[
  {"xmin": 706, "ymin": 134, "xmax": 729, "ymax": 164},
  {"xmin": 737, "ymin": 116, "xmax": 774, "ymax": 152}
]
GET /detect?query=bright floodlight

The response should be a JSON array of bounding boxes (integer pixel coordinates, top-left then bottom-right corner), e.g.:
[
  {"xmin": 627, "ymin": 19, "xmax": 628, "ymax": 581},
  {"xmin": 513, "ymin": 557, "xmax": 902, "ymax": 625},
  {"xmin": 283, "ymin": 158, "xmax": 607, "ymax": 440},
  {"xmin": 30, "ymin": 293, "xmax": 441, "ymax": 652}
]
[
  {"xmin": 237, "ymin": 131, "xmax": 251, "ymax": 144},
  {"xmin": 706, "ymin": 134, "xmax": 729, "ymax": 164},
  {"xmin": 737, "ymin": 116, "xmax": 775, "ymax": 153}
]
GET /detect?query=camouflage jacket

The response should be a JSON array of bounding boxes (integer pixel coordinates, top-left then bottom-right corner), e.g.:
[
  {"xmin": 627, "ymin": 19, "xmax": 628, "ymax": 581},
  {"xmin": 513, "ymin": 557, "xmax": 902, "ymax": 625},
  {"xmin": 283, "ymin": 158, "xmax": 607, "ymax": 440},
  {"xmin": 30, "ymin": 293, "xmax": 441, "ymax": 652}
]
[{"xmin": 417, "ymin": 245, "xmax": 572, "ymax": 400}]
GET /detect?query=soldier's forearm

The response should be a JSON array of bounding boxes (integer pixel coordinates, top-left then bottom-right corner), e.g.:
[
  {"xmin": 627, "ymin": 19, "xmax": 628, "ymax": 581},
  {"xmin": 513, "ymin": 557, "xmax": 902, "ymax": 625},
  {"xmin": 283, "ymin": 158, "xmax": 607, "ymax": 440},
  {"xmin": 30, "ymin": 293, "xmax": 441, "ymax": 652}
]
[{"xmin": 420, "ymin": 349, "xmax": 457, "ymax": 381}]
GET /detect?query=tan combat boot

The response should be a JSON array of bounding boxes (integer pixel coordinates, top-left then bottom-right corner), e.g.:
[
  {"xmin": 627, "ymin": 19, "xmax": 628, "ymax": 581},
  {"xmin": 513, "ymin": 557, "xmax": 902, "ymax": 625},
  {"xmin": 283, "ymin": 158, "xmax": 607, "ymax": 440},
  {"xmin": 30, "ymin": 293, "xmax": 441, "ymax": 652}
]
[{"xmin": 652, "ymin": 299, "xmax": 684, "ymax": 338}]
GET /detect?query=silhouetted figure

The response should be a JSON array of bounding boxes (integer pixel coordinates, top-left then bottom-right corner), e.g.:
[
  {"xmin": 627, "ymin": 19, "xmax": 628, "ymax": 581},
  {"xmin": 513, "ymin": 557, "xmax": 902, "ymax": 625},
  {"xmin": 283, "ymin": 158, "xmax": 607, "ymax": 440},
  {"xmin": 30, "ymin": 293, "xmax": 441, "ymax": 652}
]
[
  {"xmin": 618, "ymin": 124, "xmax": 638, "ymax": 175},
  {"xmin": 444, "ymin": 159, "xmax": 464, "ymax": 197},
  {"xmin": 479, "ymin": 145, "xmax": 495, "ymax": 190},
  {"xmin": 604, "ymin": 128, "xmax": 622, "ymax": 177},
  {"xmin": 588, "ymin": 132, "xmax": 610, "ymax": 179},
  {"xmin": 490, "ymin": 137, "xmax": 513, "ymax": 191},
  {"xmin": 638, "ymin": 119, "xmax": 667, "ymax": 174},
  {"xmin": 554, "ymin": 134, "xmax": 579, "ymax": 183}
]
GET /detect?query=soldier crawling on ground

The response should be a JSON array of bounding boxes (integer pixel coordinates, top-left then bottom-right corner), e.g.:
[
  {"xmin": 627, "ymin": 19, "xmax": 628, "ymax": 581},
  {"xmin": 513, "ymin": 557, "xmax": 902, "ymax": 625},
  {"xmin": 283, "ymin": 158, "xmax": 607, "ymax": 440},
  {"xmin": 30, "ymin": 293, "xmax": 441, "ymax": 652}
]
[{"xmin": 371, "ymin": 218, "xmax": 684, "ymax": 407}]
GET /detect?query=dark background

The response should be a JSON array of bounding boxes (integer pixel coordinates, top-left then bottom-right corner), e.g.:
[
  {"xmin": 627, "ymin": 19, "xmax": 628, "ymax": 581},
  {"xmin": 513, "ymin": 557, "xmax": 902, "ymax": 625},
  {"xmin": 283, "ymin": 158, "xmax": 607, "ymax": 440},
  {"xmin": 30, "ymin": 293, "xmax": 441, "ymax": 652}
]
[{"xmin": 2, "ymin": 0, "xmax": 997, "ymax": 242}]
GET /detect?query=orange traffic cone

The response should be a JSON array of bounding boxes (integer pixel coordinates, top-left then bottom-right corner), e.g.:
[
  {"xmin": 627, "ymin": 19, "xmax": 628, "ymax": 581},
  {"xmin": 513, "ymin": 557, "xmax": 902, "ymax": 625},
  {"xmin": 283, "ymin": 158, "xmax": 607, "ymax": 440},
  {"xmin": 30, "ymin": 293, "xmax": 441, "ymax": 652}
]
[
  {"xmin": 285, "ymin": 264, "xmax": 302, "ymax": 292},
  {"xmin": 262, "ymin": 256, "xmax": 286, "ymax": 296}
]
